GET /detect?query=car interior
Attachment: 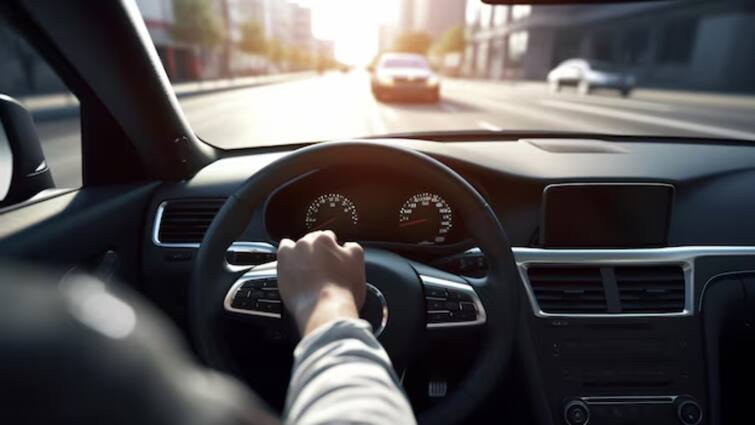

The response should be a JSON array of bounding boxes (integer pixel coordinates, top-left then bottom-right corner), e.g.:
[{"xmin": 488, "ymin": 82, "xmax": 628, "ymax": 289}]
[{"xmin": 1, "ymin": 0, "xmax": 754, "ymax": 424}]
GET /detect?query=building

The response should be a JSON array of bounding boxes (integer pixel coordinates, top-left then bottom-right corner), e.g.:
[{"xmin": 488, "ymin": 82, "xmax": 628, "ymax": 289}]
[
  {"xmin": 291, "ymin": 4, "xmax": 314, "ymax": 54},
  {"xmin": 398, "ymin": 0, "xmax": 466, "ymax": 41},
  {"xmin": 378, "ymin": 24, "xmax": 398, "ymax": 53},
  {"xmin": 412, "ymin": 0, "xmax": 467, "ymax": 40},
  {"xmin": 399, "ymin": 0, "xmax": 416, "ymax": 32},
  {"xmin": 463, "ymin": 0, "xmax": 755, "ymax": 93},
  {"xmin": 136, "ymin": 0, "xmax": 199, "ymax": 81},
  {"xmin": 265, "ymin": 0, "xmax": 294, "ymax": 46},
  {"xmin": 136, "ymin": 0, "xmax": 317, "ymax": 80}
]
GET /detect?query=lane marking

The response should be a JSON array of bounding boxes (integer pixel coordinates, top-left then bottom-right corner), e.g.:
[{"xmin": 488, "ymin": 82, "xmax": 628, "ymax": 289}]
[
  {"xmin": 472, "ymin": 97, "xmax": 606, "ymax": 132},
  {"xmin": 477, "ymin": 120, "xmax": 502, "ymax": 132},
  {"xmin": 441, "ymin": 103, "xmax": 458, "ymax": 113},
  {"xmin": 540, "ymin": 99, "xmax": 755, "ymax": 140},
  {"xmin": 368, "ymin": 101, "xmax": 388, "ymax": 135},
  {"xmin": 379, "ymin": 105, "xmax": 400, "ymax": 124},
  {"xmin": 559, "ymin": 95, "xmax": 677, "ymax": 113}
]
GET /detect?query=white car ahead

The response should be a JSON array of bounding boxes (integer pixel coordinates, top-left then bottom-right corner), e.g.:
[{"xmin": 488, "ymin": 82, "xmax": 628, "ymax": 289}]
[
  {"xmin": 371, "ymin": 53, "xmax": 440, "ymax": 102},
  {"xmin": 547, "ymin": 59, "xmax": 635, "ymax": 97}
]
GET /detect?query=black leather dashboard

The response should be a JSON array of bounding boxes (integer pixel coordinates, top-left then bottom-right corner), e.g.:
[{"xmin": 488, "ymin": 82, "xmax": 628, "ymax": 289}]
[{"xmin": 141, "ymin": 137, "xmax": 755, "ymax": 425}]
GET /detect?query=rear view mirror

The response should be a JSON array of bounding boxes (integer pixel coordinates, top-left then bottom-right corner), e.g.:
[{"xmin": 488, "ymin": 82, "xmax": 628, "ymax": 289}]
[{"xmin": 0, "ymin": 95, "xmax": 55, "ymax": 208}]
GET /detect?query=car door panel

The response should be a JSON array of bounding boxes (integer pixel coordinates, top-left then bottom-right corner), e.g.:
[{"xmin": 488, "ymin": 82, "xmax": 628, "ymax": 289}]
[{"xmin": 0, "ymin": 183, "xmax": 158, "ymax": 286}]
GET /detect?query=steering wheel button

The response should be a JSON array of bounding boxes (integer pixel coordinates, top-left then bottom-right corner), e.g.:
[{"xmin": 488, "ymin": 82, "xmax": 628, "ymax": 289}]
[
  {"xmin": 459, "ymin": 311, "xmax": 477, "ymax": 321},
  {"xmin": 447, "ymin": 291, "xmax": 472, "ymax": 302},
  {"xmin": 259, "ymin": 301, "xmax": 282, "ymax": 314},
  {"xmin": 425, "ymin": 287, "xmax": 447, "ymax": 299},
  {"xmin": 427, "ymin": 311, "xmax": 452, "ymax": 323},
  {"xmin": 445, "ymin": 301, "xmax": 461, "ymax": 311},
  {"xmin": 243, "ymin": 281, "xmax": 263, "ymax": 290},
  {"xmin": 263, "ymin": 291, "xmax": 280, "ymax": 301},
  {"xmin": 231, "ymin": 297, "xmax": 248, "ymax": 309},
  {"xmin": 460, "ymin": 302, "xmax": 477, "ymax": 312},
  {"xmin": 426, "ymin": 299, "xmax": 445, "ymax": 310}
]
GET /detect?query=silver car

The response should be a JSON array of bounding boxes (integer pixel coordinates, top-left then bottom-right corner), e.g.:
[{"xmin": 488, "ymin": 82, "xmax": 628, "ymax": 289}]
[
  {"xmin": 371, "ymin": 53, "xmax": 440, "ymax": 102},
  {"xmin": 548, "ymin": 59, "xmax": 635, "ymax": 97}
]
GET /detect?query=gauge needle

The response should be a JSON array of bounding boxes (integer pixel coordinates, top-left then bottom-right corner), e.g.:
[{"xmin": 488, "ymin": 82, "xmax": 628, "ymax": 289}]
[
  {"xmin": 311, "ymin": 217, "xmax": 336, "ymax": 231},
  {"xmin": 399, "ymin": 218, "xmax": 429, "ymax": 228}
]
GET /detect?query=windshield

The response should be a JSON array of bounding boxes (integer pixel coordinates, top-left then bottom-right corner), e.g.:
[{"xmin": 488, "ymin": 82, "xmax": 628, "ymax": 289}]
[{"xmin": 136, "ymin": 0, "xmax": 755, "ymax": 148}]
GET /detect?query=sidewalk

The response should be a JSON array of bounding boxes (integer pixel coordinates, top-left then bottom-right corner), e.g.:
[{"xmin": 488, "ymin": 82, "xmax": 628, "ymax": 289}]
[{"xmin": 21, "ymin": 71, "xmax": 314, "ymax": 121}]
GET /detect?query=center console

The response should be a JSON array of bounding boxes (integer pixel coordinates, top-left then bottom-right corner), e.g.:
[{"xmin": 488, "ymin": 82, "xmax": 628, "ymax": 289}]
[
  {"xmin": 526, "ymin": 183, "xmax": 707, "ymax": 424},
  {"xmin": 431, "ymin": 183, "xmax": 755, "ymax": 424}
]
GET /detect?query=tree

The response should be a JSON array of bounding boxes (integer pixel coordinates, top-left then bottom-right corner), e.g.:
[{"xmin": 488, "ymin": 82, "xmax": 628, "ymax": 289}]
[
  {"xmin": 431, "ymin": 25, "xmax": 465, "ymax": 55},
  {"xmin": 266, "ymin": 38, "xmax": 285, "ymax": 65},
  {"xmin": 239, "ymin": 20, "xmax": 267, "ymax": 54},
  {"xmin": 171, "ymin": 0, "xmax": 225, "ymax": 48},
  {"xmin": 392, "ymin": 31, "xmax": 433, "ymax": 55}
]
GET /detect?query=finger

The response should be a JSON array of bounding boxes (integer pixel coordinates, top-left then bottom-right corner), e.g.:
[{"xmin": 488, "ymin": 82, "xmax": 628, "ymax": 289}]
[
  {"xmin": 278, "ymin": 238, "xmax": 295, "ymax": 250},
  {"xmin": 277, "ymin": 238, "xmax": 296, "ymax": 258},
  {"xmin": 300, "ymin": 230, "xmax": 322, "ymax": 244},
  {"xmin": 343, "ymin": 242, "xmax": 364, "ymax": 259},
  {"xmin": 318, "ymin": 230, "xmax": 339, "ymax": 247}
]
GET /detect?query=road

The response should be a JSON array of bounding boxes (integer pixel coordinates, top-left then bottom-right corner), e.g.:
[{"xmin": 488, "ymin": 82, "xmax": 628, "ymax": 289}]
[{"xmin": 35, "ymin": 71, "xmax": 755, "ymax": 188}]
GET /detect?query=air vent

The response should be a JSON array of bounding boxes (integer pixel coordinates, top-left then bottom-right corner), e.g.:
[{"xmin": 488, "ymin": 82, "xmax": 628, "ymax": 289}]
[
  {"xmin": 528, "ymin": 266, "xmax": 606, "ymax": 313},
  {"xmin": 616, "ymin": 266, "xmax": 685, "ymax": 313},
  {"xmin": 156, "ymin": 199, "xmax": 225, "ymax": 244}
]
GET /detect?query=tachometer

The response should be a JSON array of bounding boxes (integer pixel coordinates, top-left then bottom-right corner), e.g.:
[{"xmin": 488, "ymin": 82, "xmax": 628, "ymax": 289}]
[
  {"xmin": 398, "ymin": 192, "xmax": 452, "ymax": 245},
  {"xmin": 305, "ymin": 193, "xmax": 359, "ymax": 237}
]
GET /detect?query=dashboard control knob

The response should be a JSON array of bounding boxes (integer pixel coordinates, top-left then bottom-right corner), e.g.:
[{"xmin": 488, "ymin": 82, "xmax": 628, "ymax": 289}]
[
  {"xmin": 676, "ymin": 399, "xmax": 702, "ymax": 425},
  {"xmin": 564, "ymin": 400, "xmax": 590, "ymax": 425}
]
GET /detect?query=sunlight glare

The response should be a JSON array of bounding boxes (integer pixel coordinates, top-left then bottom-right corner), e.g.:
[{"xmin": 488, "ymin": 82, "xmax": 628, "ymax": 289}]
[{"xmin": 296, "ymin": 0, "xmax": 399, "ymax": 66}]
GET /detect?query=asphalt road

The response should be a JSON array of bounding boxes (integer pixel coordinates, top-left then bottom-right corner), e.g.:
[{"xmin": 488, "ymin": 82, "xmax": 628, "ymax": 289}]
[{"xmin": 34, "ymin": 71, "xmax": 755, "ymax": 189}]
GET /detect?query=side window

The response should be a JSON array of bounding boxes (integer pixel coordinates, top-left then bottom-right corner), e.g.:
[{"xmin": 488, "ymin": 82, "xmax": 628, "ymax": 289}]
[{"xmin": 0, "ymin": 21, "xmax": 81, "ymax": 207}]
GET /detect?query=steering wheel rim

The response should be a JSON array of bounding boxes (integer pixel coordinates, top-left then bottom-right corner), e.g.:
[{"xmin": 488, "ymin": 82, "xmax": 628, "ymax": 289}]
[{"xmin": 190, "ymin": 141, "xmax": 521, "ymax": 424}]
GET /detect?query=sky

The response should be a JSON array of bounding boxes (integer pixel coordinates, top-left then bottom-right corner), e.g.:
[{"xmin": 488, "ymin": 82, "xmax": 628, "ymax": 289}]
[{"xmin": 294, "ymin": 0, "xmax": 400, "ymax": 65}]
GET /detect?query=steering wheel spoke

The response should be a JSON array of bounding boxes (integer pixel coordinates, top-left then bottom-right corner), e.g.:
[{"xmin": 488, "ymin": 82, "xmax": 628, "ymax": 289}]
[
  {"xmin": 420, "ymin": 274, "xmax": 486, "ymax": 329},
  {"xmin": 223, "ymin": 264, "xmax": 282, "ymax": 319}
]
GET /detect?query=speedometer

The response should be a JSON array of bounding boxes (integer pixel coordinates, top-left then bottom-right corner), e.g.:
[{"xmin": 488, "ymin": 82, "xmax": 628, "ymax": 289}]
[
  {"xmin": 398, "ymin": 192, "xmax": 452, "ymax": 245},
  {"xmin": 305, "ymin": 193, "xmax": 359, "ymax": 238}
]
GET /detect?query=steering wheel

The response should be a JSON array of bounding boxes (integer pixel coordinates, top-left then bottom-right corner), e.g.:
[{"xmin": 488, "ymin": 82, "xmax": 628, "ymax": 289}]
[{"xmin": 190, "ymin": 141, "xmax": 520, "ymax": 424}]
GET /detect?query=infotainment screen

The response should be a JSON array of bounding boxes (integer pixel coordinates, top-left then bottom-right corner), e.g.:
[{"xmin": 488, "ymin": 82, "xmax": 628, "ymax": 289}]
[{"xmin": 541, "ymin": 183, "xmax": 674, "ymax": 248}]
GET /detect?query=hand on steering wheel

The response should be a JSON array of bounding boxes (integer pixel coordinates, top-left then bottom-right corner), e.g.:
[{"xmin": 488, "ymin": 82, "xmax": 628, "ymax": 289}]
[{"xmin": 277, "ymin": 230, "xmax": 366, "ymax": 337}]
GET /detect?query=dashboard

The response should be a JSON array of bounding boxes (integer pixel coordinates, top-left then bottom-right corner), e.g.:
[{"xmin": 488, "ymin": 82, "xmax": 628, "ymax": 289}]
[
  {"xmin": 142, "ymin": 137, "xmax": 755, "ymax": 425},
  {"xmin": 264, "ymin": 165, "xmax": 469, "ymax": 248}
]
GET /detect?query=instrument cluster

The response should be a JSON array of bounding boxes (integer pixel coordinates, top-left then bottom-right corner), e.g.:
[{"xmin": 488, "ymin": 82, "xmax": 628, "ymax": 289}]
[{"xmin": 264, "ymin": 166, "xmax": 467, "ymax": 247}]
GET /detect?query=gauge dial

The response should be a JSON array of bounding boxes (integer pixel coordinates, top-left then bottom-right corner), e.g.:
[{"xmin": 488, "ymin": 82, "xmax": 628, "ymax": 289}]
[
  {"xmin": 398, "ymin": 192, "xmax": 452, "ymax": 245},
  {"xmin": 305, "ymin": 193, "xmax": 359, "ymax": 237}
]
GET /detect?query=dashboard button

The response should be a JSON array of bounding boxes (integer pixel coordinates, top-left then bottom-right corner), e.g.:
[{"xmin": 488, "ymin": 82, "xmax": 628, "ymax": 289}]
[
  {"xmin": 676, "ymin": 400, "xmax": 702, "ymax": 425},
  {"xmin": 564, "ymin": 400, "xmax": 590, "ymax": 425}
]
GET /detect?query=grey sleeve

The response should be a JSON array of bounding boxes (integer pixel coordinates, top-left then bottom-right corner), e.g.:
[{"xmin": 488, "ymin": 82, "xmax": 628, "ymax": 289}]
[{"xmin": 283, "ymin": 319, "xmax": 417, "ymax": 425}]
